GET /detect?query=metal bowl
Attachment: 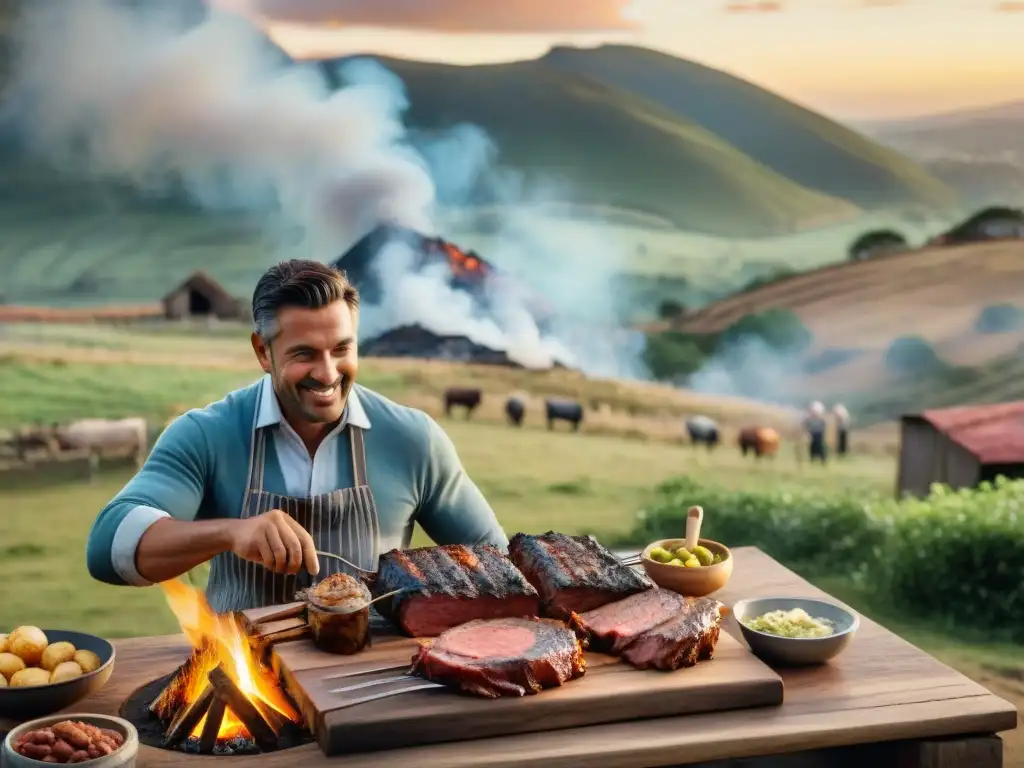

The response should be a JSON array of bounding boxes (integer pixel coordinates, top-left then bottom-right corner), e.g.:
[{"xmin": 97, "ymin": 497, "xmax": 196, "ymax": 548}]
[
  {"xmin": 732, "ymin": 596, "xmax": 859, "ymax": 666},
  {"xmin": 3, "ymin": 713, "xmax": 138, "ymax": 767},
  {"xmin": 0, "ymin": 630, "xmax": 115, "ymax": 719},
  {"xmin": 640, "ymin": 538, "xmax": 733, "ymax": 597}
]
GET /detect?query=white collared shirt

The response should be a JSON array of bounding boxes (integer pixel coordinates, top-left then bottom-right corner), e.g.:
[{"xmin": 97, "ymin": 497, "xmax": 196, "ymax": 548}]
[{"xmin": 255, "ymin": 375, "xmax": 372, "ymax": 496}]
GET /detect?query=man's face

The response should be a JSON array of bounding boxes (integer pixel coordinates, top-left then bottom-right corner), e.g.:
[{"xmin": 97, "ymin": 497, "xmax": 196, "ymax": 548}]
[{"xmin": 251, "ymin": 301, "xmax": 358, "ymax": 427}]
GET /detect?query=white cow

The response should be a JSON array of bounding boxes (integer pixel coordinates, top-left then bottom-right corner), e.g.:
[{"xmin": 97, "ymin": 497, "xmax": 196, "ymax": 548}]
[{"xmin": 55, "ymin": 417, "xmax": 149, "ymax": 469}]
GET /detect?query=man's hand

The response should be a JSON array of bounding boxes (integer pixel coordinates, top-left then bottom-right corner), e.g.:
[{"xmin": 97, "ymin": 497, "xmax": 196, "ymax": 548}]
[{"xmin": 229, "ymin": 510, "xmax": 320, "ymax": 575}]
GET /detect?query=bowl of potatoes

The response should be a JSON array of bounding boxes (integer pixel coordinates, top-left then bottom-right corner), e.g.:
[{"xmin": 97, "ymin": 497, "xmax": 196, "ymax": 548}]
[{"xmin": 0, "ymin": 626, "xmax": 115, "ymax": 719}]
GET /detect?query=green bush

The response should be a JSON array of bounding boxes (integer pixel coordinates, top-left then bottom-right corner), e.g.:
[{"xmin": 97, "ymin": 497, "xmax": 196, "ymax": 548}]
[
  {"xmin": 883, "ymin": 335, "xmax": 943, "ymax": 375},
  {"xmin": 975, "ymin": 303, "xmax": 1024, "ymax": 334},
  {"xmin": 616, "ymin": 476, "xmax": 1024, "ymax": 638},
  {"xmin": 721, "ymin": 308, "xmax": 813, "ymax": 353},
  {"xmin": 642, "ymin": 332, "xmax": 706, "ymax": 380}
]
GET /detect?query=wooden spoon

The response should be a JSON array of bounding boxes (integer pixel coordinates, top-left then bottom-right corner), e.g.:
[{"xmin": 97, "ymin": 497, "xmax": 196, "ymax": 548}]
[{"xmin": 684, "ymin": 505, "xmax": 704, "ymax": 552}]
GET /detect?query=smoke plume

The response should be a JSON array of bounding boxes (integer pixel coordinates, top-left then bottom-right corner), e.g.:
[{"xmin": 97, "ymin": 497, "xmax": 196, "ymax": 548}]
[{"xmin": 5, "ymin": 0, "xmax": 638, "ymax": 373}]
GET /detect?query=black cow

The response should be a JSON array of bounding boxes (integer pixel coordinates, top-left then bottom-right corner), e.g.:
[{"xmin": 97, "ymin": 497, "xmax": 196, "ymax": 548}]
[
  {"xmin": 685, "ymin": 416, "xmax": 719, "ymax": 450},
  {"xmin": 443, "ymin": 387, "xmax": 482, "ymax": 419},
  {"xmin": 505, "ymin": 396, "xmax": 525, "ymax": 427},
  {"xmin": 545, "ymin": 399, "xmax": 583, "ymax": 432}
]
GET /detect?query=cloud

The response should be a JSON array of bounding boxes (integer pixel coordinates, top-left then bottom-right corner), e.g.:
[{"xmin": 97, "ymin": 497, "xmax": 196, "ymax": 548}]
[
  {"xmin": 995, "ymin": 1, "xmax": 1024, "ymax": 10},
  {"xmin": 722, "ymin": 1, "xmax": 784, "ymax": 13},
  {"xmin": 237, "ymin": 0, "xmax": 640, "ymax": 32}
]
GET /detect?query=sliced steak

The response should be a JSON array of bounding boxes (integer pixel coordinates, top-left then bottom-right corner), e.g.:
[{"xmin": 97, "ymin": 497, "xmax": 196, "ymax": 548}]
[
  {"xmin": 374, "ymin": 544, "xmax": 540, "ymax": 637},
  {"xmin": 569, "ymin": 588, "xmax": 689, "ymax": 653},
  {"xmin": 409, "ymin": 617, "xmax": 586, "ymax": 698},
  {"xmin": 508, "ymin": 531, "xmax": 653, "ymax": 619},
  {"xmin": 620, "ymin": 596, "xmax": 725, "ymax": 671}
]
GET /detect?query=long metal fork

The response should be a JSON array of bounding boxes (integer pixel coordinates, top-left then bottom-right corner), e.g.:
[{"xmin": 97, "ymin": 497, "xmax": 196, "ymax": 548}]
[
  {"xmin": 617, "ymin": 551, "xmax": 643, "ymax": 567},
  {"xmin": 314, "ymin": 550, "xmax": 377, "ymax": 576}
]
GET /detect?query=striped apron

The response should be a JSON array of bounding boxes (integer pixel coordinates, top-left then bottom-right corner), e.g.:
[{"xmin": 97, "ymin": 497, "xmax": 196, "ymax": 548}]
[{"xmin": 205, "ymin": 416, "xmax": 381, "ymax": 614}]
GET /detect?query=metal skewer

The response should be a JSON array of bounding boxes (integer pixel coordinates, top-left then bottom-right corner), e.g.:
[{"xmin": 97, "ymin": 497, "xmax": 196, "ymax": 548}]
[
  {"xmin": 321, "ymin": 662, "xmax": 411, "ymax": 681},
  {"xmin": 328, "ymin": 674, "xmax": 422, "ymax": 694},
  {"xmin": 329, "ymin": 682, "xmax": 447, "ymax": 708}
]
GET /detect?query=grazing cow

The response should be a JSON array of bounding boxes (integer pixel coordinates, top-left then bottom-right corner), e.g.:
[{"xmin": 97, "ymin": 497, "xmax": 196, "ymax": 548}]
[
  {"xmin": 54, "ymin": 417, "xmax": 149, "ymax": 469},
  {"xmin": 505, "ymin": 396, "xmax": 526, "ymax": 427},
  {"xmin": 685, "ymin": 415, "xmax": 719, "ymax": 450},
  {"xmin": 545, "ymin": 399, "xmax": 583, "ymax": 432},
  {"xmin": 738, "ymin": 426, "xmax": 780, "ymax": 458},
  {"xmin": 443, "ymin": 387, "xmax": 482, "ymax": 419}
]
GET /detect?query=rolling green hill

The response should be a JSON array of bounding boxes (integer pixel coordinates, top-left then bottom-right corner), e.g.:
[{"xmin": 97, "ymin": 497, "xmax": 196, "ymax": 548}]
[
  {"xmin": 322, "ymin": 56, "xmax": 858, "ymax": 236},
  {"xmin": 538, "ymin": 45, "xmax": 957, "ymax": 214}
]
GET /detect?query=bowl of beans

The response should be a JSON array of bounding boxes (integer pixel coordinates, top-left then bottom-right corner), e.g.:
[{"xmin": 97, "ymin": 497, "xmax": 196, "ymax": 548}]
[{"xmin": 2, "ymin": 714, "xmax": 138, "ymax": 766}]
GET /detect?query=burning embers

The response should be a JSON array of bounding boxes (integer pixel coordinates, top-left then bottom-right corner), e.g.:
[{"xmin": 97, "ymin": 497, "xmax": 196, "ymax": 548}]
[{"xmin": 131, "ymin": 580, "xmax": 307, "ymax": 755}]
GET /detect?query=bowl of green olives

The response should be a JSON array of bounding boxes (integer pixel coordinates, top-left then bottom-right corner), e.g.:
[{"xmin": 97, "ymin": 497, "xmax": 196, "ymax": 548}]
[{"xmin": 641, "ymin": 538, "xmax": 732, "ymax": 597}]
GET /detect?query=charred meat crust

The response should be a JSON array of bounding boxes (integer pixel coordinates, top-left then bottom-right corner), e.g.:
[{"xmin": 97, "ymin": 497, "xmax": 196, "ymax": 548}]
[
  {"xmin": 409, "ymin": 617, "xmax": 587, "ymax": 698},
  {"xmin": 571, "ymin": 591, "xmax": 725, "ymax": 671},
  {"xmin": 373, "ymin": 544, "xmax": 541, "ymax": 636},
  {"xmin": 508, "ymin": 532, "xmax": 654, "ymax": 617}
]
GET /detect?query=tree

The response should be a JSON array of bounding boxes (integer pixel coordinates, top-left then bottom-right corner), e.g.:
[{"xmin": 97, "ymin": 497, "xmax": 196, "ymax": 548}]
[
  {"xmin": 975, "ymin": 303, "xmax": 1024, "ymax": 334},
  {"xmin": 884, "ymin": 336, "xmax": 943, "ymax": 375},
  {"xmin": 848, "ymin": 229, "xmax": 909, "ymax": 262},
  {"xmin": 721, "ymin": 308, "xmax": 813, "ymax": 353},
  {"xmin": 657, "ymin": 299, "xmax": 686, "ymax": 321}
]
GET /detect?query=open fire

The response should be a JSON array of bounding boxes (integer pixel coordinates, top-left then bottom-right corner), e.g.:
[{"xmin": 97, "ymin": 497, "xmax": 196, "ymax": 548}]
[{"xmin": 143, "ymin": 580, "xmax": 305, "ymax": 754}]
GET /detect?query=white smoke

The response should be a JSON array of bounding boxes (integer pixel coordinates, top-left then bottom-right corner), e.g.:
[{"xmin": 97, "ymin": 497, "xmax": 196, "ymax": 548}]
[{"xmin": 6, "ymin": 0, "xmax": 637, "ymax": 372}]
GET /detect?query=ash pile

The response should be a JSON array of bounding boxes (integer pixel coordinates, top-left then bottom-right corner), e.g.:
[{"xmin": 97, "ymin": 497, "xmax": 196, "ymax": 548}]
[{"xmin": 361, "ymin": 324, "xmax": 529, "ymax": 368}]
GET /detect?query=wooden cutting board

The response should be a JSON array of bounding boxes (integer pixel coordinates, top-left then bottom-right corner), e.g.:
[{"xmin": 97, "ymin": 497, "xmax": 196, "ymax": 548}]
[{"xmin": 243, "ymin": 603, "xmax": 784, "ymax": 757}]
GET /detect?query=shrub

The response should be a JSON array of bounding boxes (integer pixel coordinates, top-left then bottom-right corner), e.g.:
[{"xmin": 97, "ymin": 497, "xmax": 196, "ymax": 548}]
[
  {"xmin": 883, "ymin": 335, "xmax": 943, "ymax": 375},
  {"xmin": 975, "ymin": 303, "xmax": 1024, "ymax": 334},
  {"xmin": 721, "ymin": 308, "xmax": 813, "ymax": 353},
  {"xmin": 642, "ymin": 332, "xmax": 707, "ymax": 380},
  {"xmin": 615, "ymin": 476, "xmax": 1024, "ymax": 638}
]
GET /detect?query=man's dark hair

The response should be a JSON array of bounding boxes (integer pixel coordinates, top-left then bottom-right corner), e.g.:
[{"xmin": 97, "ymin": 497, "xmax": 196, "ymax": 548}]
[{"xmin": 252, "ymin": 259, "xmax": 359, "ymax": 339}]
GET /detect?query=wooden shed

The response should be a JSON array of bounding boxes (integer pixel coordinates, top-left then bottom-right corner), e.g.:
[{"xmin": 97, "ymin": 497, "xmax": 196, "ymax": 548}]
[
  {"xmin": 896, "ymin": 401, "xmax": 1024, "ymax": 498},
  {"xmin": 161, "ymin": 271, "xmax": 244, "ymax": 320}
]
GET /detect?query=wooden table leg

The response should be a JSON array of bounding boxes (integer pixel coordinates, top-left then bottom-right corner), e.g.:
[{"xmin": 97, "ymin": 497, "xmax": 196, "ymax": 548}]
[{"xmin": 913, "ymin": 735, "xmax": 1002, "ymax": 768}]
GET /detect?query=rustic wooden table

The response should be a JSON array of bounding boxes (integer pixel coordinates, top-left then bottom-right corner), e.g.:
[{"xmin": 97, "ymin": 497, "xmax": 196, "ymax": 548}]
[{"xmin": 1, "ymin": 547, "xmax": 1016, "ymax": 767}]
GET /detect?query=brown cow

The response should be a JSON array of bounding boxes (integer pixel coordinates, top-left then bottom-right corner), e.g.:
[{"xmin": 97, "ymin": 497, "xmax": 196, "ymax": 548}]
[
  {"xmin": 738, "ymin": 426, "xmax": 781, "ymax": 458},
  {"xmin": 443, "ymin": 387, "xmax": 483, "ymax": 420}
]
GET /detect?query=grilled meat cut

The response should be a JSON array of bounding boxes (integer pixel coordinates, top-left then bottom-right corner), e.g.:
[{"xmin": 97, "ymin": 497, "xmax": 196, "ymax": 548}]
[
  {"xmin": 569, "ymin": 588, "xmax": 689, "ymax": 654},
  {"xmin": 508, "ymin": 532, "xmax": 654, "ymax": 619},
  {"xmin": 409, "ymin": 617, "xmax": 586, "ymax": 698},
  {"xmin": 374, "ymin": 544, "xmax": 541, "ymax": 637},
  {"xmin": 620, "ymin": 596, "xmax": 725, "ymax": 671},
  {"xmin": 571, "ymin": 590, "xmax": 725, "ymax": 671}
]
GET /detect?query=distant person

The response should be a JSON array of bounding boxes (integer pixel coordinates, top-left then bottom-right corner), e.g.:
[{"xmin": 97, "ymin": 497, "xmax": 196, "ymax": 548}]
[
  {"xmin": 803, "ymin": 401, "xmax": 828, "ymax": 465},
  {"xmin": 833, "ymin": 404, "xmax": 851, "ymax": 457},
  {"xmin": 85, "ymin": 260, "xmax": 507, "ymax": 613}
]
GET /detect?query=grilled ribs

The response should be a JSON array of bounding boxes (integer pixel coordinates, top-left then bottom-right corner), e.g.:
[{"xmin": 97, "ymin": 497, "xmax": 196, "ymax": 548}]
[
  {"xmin": 374, "ymin": 544, "xmax": 540, "ymax": 637},
  {"xmin": 508, "ymin": 532, "xmax": 653, "ymax": 619},
  {"xmin": 409, "ymin": 617, "xmax": 586, "ymax": 698},
  {"xmin": 570, "ymin": 590, "xmax": 726, "ymax": 671}
]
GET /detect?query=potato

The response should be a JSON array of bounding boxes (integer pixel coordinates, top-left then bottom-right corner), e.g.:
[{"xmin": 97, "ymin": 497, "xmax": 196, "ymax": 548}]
[
  {"xmin": 0, "ymin": 673, "xmax": 6, "ymax": 688},
  {"xmin": 9, "ymin": 626, "xmax": 48, "ymax": 665},
  {"xmin": 0, "ymin": 652, "xmax": 26, "ymax": 681},
  {"xmin": 73, "ymin": 650, "xmax": 102, "ymax": 674},
  {"xmin": 10, "ymin": 667, "xmax": 51, "ymax": 687},
  {"xmin": 0, "ymin": 633, "xmax": 8, "ymax": 653},
  {"xmin": 41, "ymin": 641, "xmax": 76, "ymax": 672},
  {"xmin": 50, "ymin": 661, "xmax": 84, "ymax": 683}
]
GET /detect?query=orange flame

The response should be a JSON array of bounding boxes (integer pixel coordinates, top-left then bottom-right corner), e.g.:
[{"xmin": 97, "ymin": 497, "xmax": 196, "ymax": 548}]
[{"xmin": 159, "ymin": 579, "xmax": 300, "ymax": 740}]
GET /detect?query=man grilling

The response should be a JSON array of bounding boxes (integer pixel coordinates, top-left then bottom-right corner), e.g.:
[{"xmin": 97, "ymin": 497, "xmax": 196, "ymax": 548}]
[{"xmin": 86, "ymin": 259, "xmax": 508, "ymax": 612}]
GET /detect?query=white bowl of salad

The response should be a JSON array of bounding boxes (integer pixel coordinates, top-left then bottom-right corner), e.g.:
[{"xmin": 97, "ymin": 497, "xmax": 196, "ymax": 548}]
[{"xmin": 731, "ymin": 596, "xmax": 859, "ymax": 666}]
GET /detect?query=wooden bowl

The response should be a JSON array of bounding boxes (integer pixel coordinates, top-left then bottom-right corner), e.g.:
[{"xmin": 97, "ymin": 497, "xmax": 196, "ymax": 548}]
[
  {"xmin": 640, "ymin": 538, "xmax": 733, "ymax": 597},
  {"xmin": 0, "ymin": 630, "xmax": 115, "ymax": 719},
  {"xmin": 3, "ymin": 713, "xmax": 138, "ymax": 767}
]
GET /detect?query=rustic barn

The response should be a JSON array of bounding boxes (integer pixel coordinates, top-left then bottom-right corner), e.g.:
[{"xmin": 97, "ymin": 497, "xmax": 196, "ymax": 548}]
[
  {"xmin": 896, "ymin": 401, "xmax": 1024, "ymax": 498},
  {"xmin": 161, "ymin": 271, "xmax": 245, "ymax": 320}
]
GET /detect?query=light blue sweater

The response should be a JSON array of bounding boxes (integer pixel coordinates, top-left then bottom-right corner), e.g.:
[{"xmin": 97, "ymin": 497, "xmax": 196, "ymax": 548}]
[{"xmin": 86, "ymin": 378, "xmax": 508, "ymax": 587}]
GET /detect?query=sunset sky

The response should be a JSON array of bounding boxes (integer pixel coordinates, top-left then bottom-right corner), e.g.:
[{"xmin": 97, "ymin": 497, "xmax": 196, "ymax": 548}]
[{"xmin": 224, "ymin": 0, "xmax": 1024, "ymax": 121}]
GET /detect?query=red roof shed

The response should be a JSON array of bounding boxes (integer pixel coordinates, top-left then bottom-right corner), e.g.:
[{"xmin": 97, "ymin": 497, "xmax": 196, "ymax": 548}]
[{"xmin": 897, "ymin": 401, "xmax": 1024, "ymax": 498}]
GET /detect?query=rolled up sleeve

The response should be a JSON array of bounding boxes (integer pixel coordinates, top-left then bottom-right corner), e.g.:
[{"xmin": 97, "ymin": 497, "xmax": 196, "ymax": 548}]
[
  {"xmin": 86, "ymin": 413, "xmax": 211, "ymax": 587},
  {"xmin": 414, "ymin": 414, "xmax": 508, "ymax": 549}
]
